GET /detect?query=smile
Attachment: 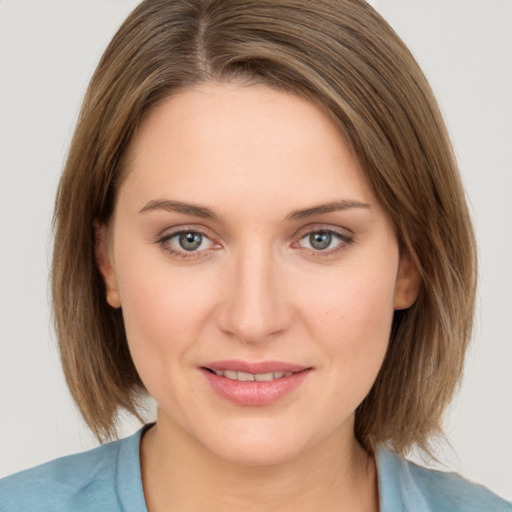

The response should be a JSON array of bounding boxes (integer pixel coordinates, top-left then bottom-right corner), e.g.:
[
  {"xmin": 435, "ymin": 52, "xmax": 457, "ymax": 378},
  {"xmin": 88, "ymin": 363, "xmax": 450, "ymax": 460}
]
[
  {"xmin": 208, "ymin": 369, "xmax": 294, "ymax": 381},
  {"xmin": 201, "ymin": 361, "xmax": 312, "ymax": 406}
]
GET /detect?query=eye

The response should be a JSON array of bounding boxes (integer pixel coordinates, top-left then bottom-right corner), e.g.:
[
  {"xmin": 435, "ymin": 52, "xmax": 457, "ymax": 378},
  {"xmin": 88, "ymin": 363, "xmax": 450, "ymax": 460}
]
[
  {"xmin": 177, "ymin": 232, "xmax": 205, "ymax": 251},
  {"xmin": 296, "ymin": 229, "xmax": 353, "ymax": 253},
  {"xmin": 159, "ymin": 229, "xmax": 217, "ymax": 257},
  {"xmin": 306, "ymin": 231, "xmax": 335, "ymax": 250}
]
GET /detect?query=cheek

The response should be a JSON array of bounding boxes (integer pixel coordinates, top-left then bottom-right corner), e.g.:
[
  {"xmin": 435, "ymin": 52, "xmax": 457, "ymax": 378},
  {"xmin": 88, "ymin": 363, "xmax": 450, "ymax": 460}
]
[
  {"xmin": 112, "ymin": 248, "xmax": 218, "ymax": 387},
  {"xmin": 300, "ymin": 259, "xmax": 398, "ymax": 394},
  {"xmin": 304, "ymin": 259, "xmax": 397, "ymax": 338}
]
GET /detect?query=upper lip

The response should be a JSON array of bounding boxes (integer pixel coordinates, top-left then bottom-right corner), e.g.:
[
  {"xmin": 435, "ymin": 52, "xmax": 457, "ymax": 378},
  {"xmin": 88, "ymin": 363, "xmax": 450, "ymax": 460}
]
[{"xmin": 202, "ymin": 360, "xmax": 310, "ymax": 374}]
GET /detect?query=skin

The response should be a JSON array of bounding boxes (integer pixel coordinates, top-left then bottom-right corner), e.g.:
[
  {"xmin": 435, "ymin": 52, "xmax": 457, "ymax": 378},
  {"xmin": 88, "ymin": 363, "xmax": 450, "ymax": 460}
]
[{"xmin": 97, "ymin": 82, "xmax": 419, "ymax": 511}]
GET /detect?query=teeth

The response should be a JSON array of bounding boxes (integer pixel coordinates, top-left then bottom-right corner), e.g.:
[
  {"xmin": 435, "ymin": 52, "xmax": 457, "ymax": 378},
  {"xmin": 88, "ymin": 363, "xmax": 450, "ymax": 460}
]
[
  {"xmin": 254, "ymin": 372, "xmax": 274, "ymax": 382},
  {"xmin": 224, "ymin": 370, "xmax": 237, "ymax": 380},
  {"xmin": 213, "ymin": 369, "xmax": 294, "ymax": 381},
  {"xmin": 237, "ymin": 371, "xmax": 255, "ymax": 381}
]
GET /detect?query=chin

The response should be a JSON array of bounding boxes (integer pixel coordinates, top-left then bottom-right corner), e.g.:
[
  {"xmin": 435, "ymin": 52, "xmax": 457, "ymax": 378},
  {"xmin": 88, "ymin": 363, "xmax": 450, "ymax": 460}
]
[
  {"xmin": 214, "ymin": 441, "xmax": 301, "ymax": 467},
  {"xmin": 201, "ymin": 420, "xmax": 313, "ymax": 467}
]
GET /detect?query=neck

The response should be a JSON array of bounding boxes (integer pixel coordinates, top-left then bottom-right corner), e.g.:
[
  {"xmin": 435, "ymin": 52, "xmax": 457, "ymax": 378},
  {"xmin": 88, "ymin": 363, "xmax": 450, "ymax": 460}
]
[{"xmin": 140, "ymin": 413, "xmax": 378, "ymax": 512}]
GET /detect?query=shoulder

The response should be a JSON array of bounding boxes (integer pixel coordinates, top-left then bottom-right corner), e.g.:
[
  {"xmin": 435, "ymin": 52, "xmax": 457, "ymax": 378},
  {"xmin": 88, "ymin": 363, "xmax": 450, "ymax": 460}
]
[
  {"xmin": 377, "ymin": 445, "xmax": 512, "ymax": 512},
  {"xmin": 0, "ymin": 440, "xmax": 121, "ymax": 512},
  {"xmin": 0, "ymin": 429, "xmax": 146, "ymax": 512}
]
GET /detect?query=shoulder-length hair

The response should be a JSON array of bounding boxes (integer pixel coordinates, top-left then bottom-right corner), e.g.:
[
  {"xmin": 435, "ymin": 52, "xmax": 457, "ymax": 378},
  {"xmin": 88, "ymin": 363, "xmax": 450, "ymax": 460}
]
[{"xmin": 52, "ymin": 0, "xmax": 476, "ymax": 456}]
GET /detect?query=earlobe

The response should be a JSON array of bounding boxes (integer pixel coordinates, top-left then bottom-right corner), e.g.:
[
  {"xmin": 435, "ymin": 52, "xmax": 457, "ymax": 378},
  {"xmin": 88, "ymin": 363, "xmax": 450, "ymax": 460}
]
[
  {"xmin": 93, "ymin": 220, "xmax": 121, "ymax": 309},
  {"xmin": 394, "ymin": 255, "xmax": 420, "ymax": 310}
]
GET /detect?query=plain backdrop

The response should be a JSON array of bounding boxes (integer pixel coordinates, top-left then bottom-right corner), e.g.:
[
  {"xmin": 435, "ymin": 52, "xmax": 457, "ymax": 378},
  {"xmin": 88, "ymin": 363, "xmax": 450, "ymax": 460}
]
[{"xmin": 1, "ymin": 0, "xmax": 511, "ymax": 501}]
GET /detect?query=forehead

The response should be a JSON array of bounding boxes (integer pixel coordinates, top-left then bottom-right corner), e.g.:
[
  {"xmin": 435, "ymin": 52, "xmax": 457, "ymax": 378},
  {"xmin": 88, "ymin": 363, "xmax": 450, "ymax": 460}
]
[{"xmin": 120, "ymin": 82, "xmax": 375, "ymax": 215}]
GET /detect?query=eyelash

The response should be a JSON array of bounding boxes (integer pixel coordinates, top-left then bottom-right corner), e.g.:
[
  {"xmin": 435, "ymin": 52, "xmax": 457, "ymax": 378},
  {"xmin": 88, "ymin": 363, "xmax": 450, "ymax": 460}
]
[
  {"xmin": 155, "ymin": 227, "xmax": 354, "ymax": 260},
  {"xmin": 156, "ymin": 229, "xmax": 218, "ymax": 260},
  {"xmin": 294, "ymin": 229, "xmax": 354, "ymax": 256}
]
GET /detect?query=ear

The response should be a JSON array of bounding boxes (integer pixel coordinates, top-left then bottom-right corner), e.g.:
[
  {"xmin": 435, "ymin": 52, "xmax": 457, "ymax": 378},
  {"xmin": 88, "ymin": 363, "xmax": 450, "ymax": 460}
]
[
  {"xmin": 394, "ymin": 254, "xmax": 420, "ymax": 310},
  {"xmin": 94, "ymin": 220, "xmax": 121, "ymax": 309}
]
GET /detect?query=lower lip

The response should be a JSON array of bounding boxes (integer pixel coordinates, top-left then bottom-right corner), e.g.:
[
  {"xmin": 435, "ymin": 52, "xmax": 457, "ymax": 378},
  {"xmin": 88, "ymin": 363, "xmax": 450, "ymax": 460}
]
[{"xmin": 201, "ymin": 368, "xmax": 311, "ymax": 406}]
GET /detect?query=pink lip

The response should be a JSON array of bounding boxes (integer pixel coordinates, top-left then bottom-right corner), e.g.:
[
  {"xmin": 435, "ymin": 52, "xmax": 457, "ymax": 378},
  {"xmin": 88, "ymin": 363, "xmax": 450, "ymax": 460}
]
[{"xmin": 201, "ymin": 360, "xmax": 312, "ymax": 406}]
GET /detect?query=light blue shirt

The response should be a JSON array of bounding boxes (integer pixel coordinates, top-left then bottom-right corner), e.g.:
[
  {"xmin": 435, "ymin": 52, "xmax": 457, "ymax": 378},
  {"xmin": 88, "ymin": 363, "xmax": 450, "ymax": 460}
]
[{"xmin": 1, "ymin": 427, "xmax": 510, "ymax": 511}]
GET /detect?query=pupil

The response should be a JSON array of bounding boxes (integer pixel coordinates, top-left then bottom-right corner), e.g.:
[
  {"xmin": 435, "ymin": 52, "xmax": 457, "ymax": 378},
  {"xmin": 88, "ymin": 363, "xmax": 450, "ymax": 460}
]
[
  {"xmin": 179, "ymin": 232, "xmax": 202, "ymax": 251},
  {"xmin": 310, "ymin": 232, "xmax": 331, "ymax": 250}
]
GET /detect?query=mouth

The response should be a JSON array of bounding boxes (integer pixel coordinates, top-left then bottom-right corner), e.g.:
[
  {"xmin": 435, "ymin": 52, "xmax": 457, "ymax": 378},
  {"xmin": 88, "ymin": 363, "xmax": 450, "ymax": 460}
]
[
  {"xmin": 203, "ymin": 368, "xmax": 295, "ymax": 382},
  {"xmin": 200, "ymin": 360, "xmax": 312, "ymax": 406}
]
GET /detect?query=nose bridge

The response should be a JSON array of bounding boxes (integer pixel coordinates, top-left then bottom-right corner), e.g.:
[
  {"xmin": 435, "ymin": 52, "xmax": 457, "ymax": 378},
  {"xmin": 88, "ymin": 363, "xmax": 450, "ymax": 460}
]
[{"xmin": 217, "ymin": 242, "xmax": 291, "ymax": 343}]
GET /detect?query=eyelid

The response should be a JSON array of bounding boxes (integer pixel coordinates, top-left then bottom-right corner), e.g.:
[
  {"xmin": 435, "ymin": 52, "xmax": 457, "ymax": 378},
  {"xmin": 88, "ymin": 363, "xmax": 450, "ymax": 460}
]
[
  {"xmin": 155, "ymin": 223, "xmax": 218, "ymax": 240},
  {"xmin": 292, "ymin": 223, "xmax": 354, "ymax": 242},
  {"xmin": 291, "ymin": 225, "xmax": 355, "ymax": 255},
  {"xmin": 154, "ymin": 225, "xmax": 222, "ymax": 259}
]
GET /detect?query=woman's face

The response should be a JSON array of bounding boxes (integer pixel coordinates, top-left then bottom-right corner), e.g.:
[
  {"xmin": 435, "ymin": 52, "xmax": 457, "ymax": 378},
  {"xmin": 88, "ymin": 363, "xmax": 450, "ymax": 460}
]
[{"xmin": 98, "ymin": 83, "xmax": 417, "ymax": 465}]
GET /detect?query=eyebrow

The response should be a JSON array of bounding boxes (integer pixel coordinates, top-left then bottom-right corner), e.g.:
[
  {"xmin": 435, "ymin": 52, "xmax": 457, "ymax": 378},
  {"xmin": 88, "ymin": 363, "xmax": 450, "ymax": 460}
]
[
  {"xmin": 286, "ymin": 200, "xmax": 371, "ymax": 220},
  {"xmin": 139, "ymin": 199, "xmax": 218, "ymax": 219},
  {"xmin": 139, "ymin": 198, "xmax": 371, "ymax": 221}
]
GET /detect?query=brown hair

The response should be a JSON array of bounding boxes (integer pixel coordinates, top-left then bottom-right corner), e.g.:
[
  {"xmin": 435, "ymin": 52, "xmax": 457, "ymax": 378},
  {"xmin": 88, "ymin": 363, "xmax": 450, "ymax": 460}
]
[{"xmin": 52, "ymin": 0, "xmax": 476, "ymax": 456}]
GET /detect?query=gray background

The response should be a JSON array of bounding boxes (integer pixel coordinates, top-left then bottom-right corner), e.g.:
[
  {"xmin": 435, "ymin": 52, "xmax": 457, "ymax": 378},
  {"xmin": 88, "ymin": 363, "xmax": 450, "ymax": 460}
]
[{"xmin": 1, "ymin": 0, "xmax": 511, "ymax": 500}]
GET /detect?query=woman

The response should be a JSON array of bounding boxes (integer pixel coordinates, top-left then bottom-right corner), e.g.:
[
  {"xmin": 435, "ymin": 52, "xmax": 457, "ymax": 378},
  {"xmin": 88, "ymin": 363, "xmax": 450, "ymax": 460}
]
[{"xmin": 1, "ymin": 0, "xmax": 509, "ymax": 510}]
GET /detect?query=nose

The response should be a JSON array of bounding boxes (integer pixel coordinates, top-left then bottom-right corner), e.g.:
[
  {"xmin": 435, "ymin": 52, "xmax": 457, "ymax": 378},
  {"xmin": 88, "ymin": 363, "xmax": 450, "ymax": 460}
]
[{"xmin": 216, "ymin": 246, "xmax": 293, "ymax": 344}]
